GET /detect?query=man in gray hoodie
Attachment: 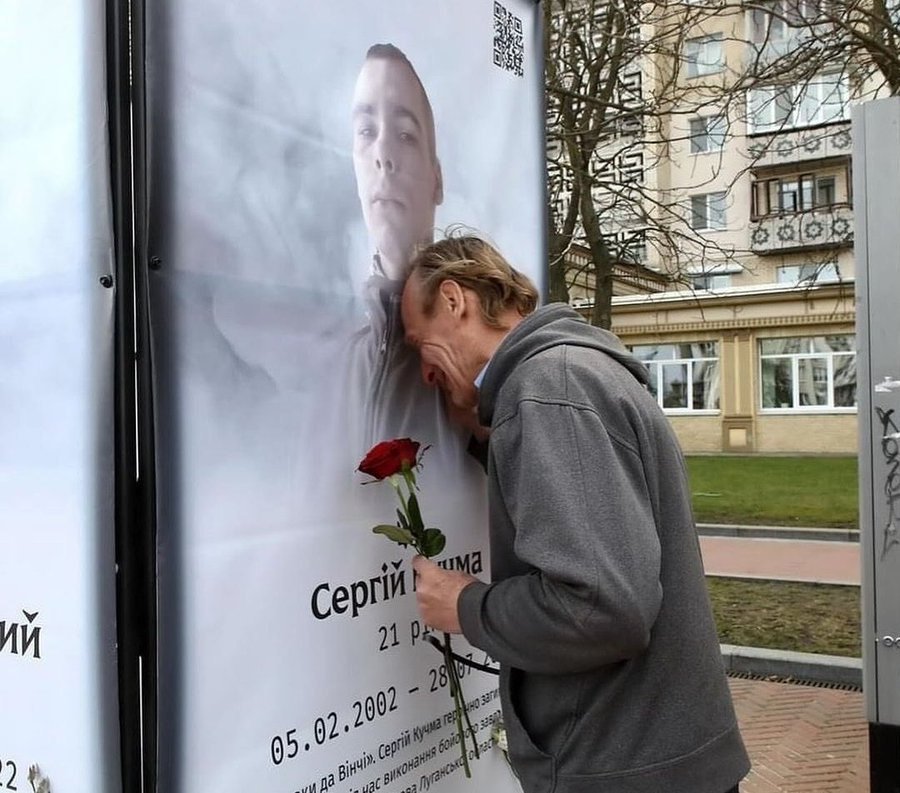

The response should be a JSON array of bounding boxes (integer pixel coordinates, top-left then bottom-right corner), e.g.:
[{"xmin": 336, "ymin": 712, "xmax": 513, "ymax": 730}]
[{"xmin": 402, "ymin": 235, "xmax": 750, "ymax": 793}]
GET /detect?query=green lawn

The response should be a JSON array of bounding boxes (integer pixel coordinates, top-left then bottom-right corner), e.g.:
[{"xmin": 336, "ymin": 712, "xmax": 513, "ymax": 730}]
[
  {"xmin": 707, "ymin": 577, "xmax": 861, "ymax": 657},
  {"xmin": 686, "ymin": 455, "xmax": 858, "ymax": 528}
]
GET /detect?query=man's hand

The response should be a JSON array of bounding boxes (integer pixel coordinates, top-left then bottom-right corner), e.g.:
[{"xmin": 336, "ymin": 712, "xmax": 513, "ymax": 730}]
[
  {"xmin": 445, "ymin": 401, "xmax": 491, "ymax": 442},
  {"xmin": 412, "ymin": 555, "xmax": 477, "ymax": 634}
]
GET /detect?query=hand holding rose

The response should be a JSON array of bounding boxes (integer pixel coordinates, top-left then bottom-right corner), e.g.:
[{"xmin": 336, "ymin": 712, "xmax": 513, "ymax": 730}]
[
  {"xmin": 357, "ymin": 437, "xmax": 480, "ymax": 777},
  {"xmin": 412, "ymin": 555, "xmax": 477, "ymax": 634}
]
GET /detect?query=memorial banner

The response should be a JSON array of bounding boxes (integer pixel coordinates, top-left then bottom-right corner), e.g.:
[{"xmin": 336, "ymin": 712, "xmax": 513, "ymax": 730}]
[
  {"xmin": 0, "ymin": 1, "xmax": 121, "ymax": 790},
  {"xmin": 146, "ymin": 2, "xmax": 544, "ymax": 791}
]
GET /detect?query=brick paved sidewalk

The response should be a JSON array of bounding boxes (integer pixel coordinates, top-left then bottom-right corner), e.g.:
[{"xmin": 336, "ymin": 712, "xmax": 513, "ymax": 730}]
[
  {"xmin": 729, "ymin": 676, "xmax": 868, "ymax": 792},
  {"xmin": 700, "ymin": 536, "xmax": 860, "ymax": 586}
]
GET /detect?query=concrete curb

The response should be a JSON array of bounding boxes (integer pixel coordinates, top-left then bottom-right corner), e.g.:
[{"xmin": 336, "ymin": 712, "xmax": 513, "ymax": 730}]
[
  {"xmin": 721, "ymin": 643, "xmax": 862, "ymax": 688},
  {"xmin": 699, "ymin": 523, "xmax": 859, "ymax": 543}
]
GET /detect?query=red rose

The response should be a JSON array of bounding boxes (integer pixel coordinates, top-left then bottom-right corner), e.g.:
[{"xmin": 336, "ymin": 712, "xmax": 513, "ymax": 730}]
[{"xmin": 357, "ymin": 438, "xmax": 420, "ymax": 480}]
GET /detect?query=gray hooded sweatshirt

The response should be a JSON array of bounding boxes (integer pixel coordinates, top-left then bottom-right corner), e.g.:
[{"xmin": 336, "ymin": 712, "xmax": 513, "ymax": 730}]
[{"xmin": 458, "ymin": 304, "xmax": 750, "ymax": 793}]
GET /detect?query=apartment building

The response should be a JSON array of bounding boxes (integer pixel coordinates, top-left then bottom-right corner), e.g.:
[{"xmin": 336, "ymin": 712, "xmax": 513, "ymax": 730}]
[{"xmin": 558, "ymin": 0, "xmax": 868, "ymax": 454}]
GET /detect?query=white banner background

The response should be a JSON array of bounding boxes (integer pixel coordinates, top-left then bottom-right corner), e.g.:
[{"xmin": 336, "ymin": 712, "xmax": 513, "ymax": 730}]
[
  {"xmin": 0, "ymin": 2, "xmax": 121, "ymax": 791},
  {"xmin": 147, "ymin": 2, "xmax": 544, "ymax": 791}
]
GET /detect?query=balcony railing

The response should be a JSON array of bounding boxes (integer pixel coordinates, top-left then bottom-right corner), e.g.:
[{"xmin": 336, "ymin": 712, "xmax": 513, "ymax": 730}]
[
  {"xmin": 749, "ymin": 204, "xmax": 854, "ymax": 255},
  {"xmin": 747, "ymin": 122, "xmax": 852, "ymax": 168}
]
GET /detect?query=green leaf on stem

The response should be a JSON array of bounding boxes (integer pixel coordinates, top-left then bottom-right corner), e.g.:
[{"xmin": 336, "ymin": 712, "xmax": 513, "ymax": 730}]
[
  {"xmin": 407, "ymin": 492, "xmax": 424, "ymax": 532},
  {"xmin": 372, "ymin": 524, "xmax": 415, "ymax": 546},
  {"xmin": 396, "ymin": 509, "xmax": 409, "ymax": 530},
  {"xmin": 421, "ymin": 528, "xmax": 446, "ymax": 558}
]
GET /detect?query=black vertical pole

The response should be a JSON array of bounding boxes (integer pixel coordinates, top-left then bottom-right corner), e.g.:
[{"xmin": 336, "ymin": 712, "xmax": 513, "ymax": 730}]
[
  {"xmin": 108, "ymin": 0, "xmax": 156, "ymax": 788},
  {"xmin": 106, "ymin": 0, "xmax": 141, "ymax": 789},
  {"xmin": 870, "ymin": 723, "xmax": 900, "ymax": 793},
  {"xmin": 130, "ymin": 0, "xmax": 159, "ymax": 788}
]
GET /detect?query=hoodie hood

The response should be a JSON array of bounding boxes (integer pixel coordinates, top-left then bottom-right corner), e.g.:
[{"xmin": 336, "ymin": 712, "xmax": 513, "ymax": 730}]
[{"xmin": 478, "ymin": 303, "xmax": 649, "ymax": 426}]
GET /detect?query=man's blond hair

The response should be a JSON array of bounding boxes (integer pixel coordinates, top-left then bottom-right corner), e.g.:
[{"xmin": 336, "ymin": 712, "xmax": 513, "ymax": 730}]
[{"xmin": 408, "ymin": 235, "xmax": 539, "ymax": 327}]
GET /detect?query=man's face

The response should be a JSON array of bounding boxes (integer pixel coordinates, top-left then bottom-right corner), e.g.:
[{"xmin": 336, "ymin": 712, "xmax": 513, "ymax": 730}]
[
  {"xmin": 400, "ymin": 277, "xmax": 479, "ymax": 411},
  {"xmin": 352, "ymin": 57, "xmax": 443, "ymax": 271}
]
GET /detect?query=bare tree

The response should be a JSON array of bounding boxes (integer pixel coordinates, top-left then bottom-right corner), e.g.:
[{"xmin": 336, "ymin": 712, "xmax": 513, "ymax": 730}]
[
  {"xmin": 718, "ymin": 0, "xmax": 896, "ymax": 284},
  {"xmin": 739, "ymin": 0, "xmax": 900, "ymax": 96},
  {"xmin": 546, "ymin": 0, "xmax": 899, "ymax": 327},
  {"xmin": 545, "ymin": 0, "xmax": 740, "ymax": 327}
]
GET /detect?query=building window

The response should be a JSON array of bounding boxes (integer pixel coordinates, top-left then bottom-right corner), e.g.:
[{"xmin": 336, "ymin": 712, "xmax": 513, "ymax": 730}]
[
  {"xmin": 747, "ymin": 73, "xmax": 849, "ymax": 133},
  {"xmin": 760, "ymin": 335, "xmax": 856, "ymax": 410},
  {"xmin": 798, "ymin": 74, "xmax": 849, "ymax": 126},
  {"xmin": 747, "ymin": 85, "xmax": 793, "ymax": 132},
  {"xmin": 750, "ymin": 3, "xmax": 788, "ymax": 44},
  {"xmin": 690, "ymin": 115, "xmax": 727, "ymax": 153},
  {"xmin": 752, "ymin": 172, "xmax": 843, "ymax": 217},
  {"xmin": 749, "ymin": 0, "xmax": 813, "ymax": 45},
  {"xmin": 778, "ymin": 178, "xmax": 810, "ymax": 213},
  {"xmin": 630, "ymin": 342, "xmax": 720, "ymax": 411},
  {"xmin": 776, "ymin": 262, "xmax": 841, "ymax": 284},
  {"xmin": 691, "ymin": 273, "xmax": 733, "ymax": 290},
  {"xmin": 685, "ymin": 35, "xmax": 724, "ymax": 78},
  {"xmin": 816, "ymin": 175, "xmax": 836, "ymax": 206},
  {"xmin": 691, "ymin": 192, "xmax": 727, "ymax": 230}
]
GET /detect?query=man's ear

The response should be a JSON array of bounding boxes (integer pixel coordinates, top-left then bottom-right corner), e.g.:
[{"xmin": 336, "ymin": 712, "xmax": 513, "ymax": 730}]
[
  {"xmin": 438, "ymin": 279, "xmax": 465, "ymax": 317},
  {"xmin": 433, "ymin": 158, "xmax": 444, "ymax": 206}
]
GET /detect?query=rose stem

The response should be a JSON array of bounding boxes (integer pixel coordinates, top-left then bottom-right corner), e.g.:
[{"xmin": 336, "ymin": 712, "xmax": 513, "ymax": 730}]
[
  {"xmin": 446, "ymin": 635, "xmax": 480, "ymax": 759},
  {"xmin": 443, "ymin": 633, "xmax": 471, "ymax": 778}
]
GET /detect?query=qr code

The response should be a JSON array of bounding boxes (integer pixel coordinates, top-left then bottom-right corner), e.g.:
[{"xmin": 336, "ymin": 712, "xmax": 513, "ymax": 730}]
[{"xmin": 493, "ymin": 1, "xmax": 524, "ymax": 77}]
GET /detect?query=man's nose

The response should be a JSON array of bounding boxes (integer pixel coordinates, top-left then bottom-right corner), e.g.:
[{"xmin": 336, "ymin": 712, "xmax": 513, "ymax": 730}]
[{"xmin": 374, "ymin": 138, "xmax": 396, "ymax": 173}]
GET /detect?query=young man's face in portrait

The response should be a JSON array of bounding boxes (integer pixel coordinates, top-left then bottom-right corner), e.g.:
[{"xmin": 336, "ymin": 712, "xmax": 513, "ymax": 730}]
[{"xmin": 352, "ymin": 55, "xmax": 443, "ymax": 274}]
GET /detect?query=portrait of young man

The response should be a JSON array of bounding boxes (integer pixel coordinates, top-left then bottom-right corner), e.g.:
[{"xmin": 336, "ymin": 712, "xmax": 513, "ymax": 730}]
[{"xmin": 341, "ymin": 43, "xmax": 484, "ymax": 471}]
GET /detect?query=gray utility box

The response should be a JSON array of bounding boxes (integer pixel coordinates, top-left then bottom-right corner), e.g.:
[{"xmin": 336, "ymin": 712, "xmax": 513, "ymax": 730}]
[{"xmin": 855, "ymin": 96, "xmax": 900, "ymax": 727}]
